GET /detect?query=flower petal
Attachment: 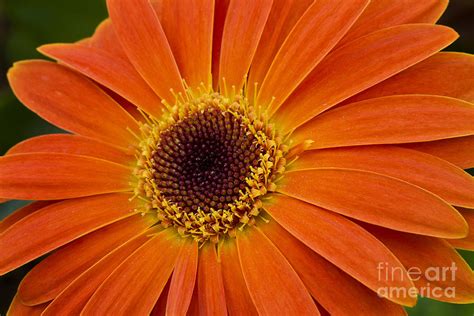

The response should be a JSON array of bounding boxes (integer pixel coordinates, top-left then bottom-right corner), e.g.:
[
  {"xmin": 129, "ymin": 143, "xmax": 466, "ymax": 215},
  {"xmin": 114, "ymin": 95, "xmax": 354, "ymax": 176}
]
[
  {"xmin": 166, "ymin": 238, "xmax": 198, "ymax": 316},
  {"xmin": 263, "ymin": 195, "xmax": 417, "ymax": 306},
  {"xmin": 449, "ymin": 209, "xmax": 474, "ymax": 251},
  {"xmin": 6, "ymin": 134, "xmax": 133, "ymax": 166},
  {"xmin": 39, "ymin": 44, "xmax": 164, "ymax": 118},
  {"xmin": 339, "ymin": 0, "xmax": 448, "ymax": 46},
  {"xmin": 211, "ymin": 0, "xmax": 230, "ymax": 90},
  {"xmin": 7, "ymin": 60, "xmax": 139, "ymax": 147},
  {"xmin": 76, "ymin": 37, "xmax": 91, "ymax": 45},
  {"xmin": 346, "ymin": 52, "xmax": 474, "ymax": 104},
  {"xmin": 248, "ymin": 0, "xmax": 312, "ymax": 95},
  {"xmin": 220, "ymin": 238, "xmax": 258, "ymax": 315},
  {"xmin": 403, "ymin": 136, "xmax": 474, "ymax": 170},
  {"xmin": 0, "ymin": 153, "xmax": 132, "ymax": 200},
  {"xmin": 82, "ymin": 229, "xmax": 182, "ymax": 315},
  {"xmin": 8, "ymin": 295, "xmax": 47, "ymax": 316},
  {"xmin": 0, "ymin": 201, "xmax": 54, "ymax": 234},
  {"xmin": 218, "ymin": 0, "xmax": 272, "ymax": 91},
  {"xmin": 107, "ymin": 0, "xmax": 184, "ymax": 101},
  {"xmin": 236, "ymin": 227, "xmax": 320, "ymax": 314},
  {"xmin": 18, "ymin": 214, "xmax": 156, "ymax": 305},
  {"xmin": 293, "ymin": 95, "xmax": 474, "ymax": 148},
  {"xmin": 368, "ymin": 225, "xmax": 474, "ymax": 303},
  {"xmin": 187, "ymin": 284, "xmax": 200, "ymax": 316},
  {"xmin": 87, "ymin": 18, "xmax": 128, "ymax": 60},
  {"xmin": 0, "ymin": 193, "xmax": 137, "ymax": 275},
  {"xmin": 258, "ymin": 0, "xmax": 369, "ymax": 113},
  {"xmin": 197, "ymin": 243, "xmax": 227, "ymax": 315},
  {"xmin": 293, "ymin": 146, "xmax": 474, "ymax": 207},
  {"xmin": 42, "ymin": 229, "xmax": 156, "ymax": 315},
  {"xmin": 104, "ymin": 87, "xmax": 143, "ymax": 120},
  {"xmin": 274, "ymin": 24, "xmax": 458, "ymax": 132},
  {"xmin": 151, "ymin": 280, "xmax": 170, "ymax": 316},
  {"xmin": 154, "ymin": 0, "xmax": 214, "ymax": 89},
  {"xmin": 261, "ymin": 219, "xmax": 406, "ymax": 315},
  {"xmin": 278, "ymin": 169, "xmax": 467, "ymax": 238}
]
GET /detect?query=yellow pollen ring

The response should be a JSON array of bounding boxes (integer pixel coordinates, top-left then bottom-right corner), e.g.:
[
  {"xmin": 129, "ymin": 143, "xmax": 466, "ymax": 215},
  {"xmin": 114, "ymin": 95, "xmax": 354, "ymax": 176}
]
[{"xmin": 132, "ymin": 88, "xmax": 287, "ymax": 244}]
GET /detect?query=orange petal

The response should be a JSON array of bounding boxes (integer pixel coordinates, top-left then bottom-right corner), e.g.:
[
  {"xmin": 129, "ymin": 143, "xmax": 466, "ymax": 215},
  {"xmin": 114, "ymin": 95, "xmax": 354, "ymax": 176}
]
[
  {"xmin": 151, "ymin": 279, "xmax": 170, "ymax": 316},
  {"xmin": 87, "ymin": 18, "xmax": 128, "ymax": 60},
  {"xmin": 107, "ymin": 0, "xmax": 184, "ymax": 101},
  {"xmin": 104, "ymin": 87, "xmax": 144, "ymax": 120},
  {"xmin": 293, "ymin": 146, "xmax": 474, "ymax": 207},
  {"xmin": 274, "ymin": 24, "xmax": 458, "ymax": 132},
  {"xmin": 197, "ymin": 243, "xmax": 227, "ymax": 315},
  {"xmin": 248, "ymin": 0, "xmax": 312, "ymax": 97},
  {"xmin": 0, "ymin": 153, "xmax": 132, "ymax": 200},
  {"xmin": 261, "ymin": 219, "xmax": 406, "ymax": 315},
  {"xmin": 263, "ymin": 195, "xmax": 417, "ymax": 306},
  {"xmin": 18, "ymin": 214, "xmax": 156, "ymax": 305},
  {"xmin": 0, "ymin": 201, "xmax": 54, "ymax": 234},
  {"xmin": 0, "ymin": 193, "xmax": 137, "ymax": 275},
  {"xmin": 339, "ymin": 0, "xmax": 448, "ymax": 47},
  {"xmin": 345, "ymin": 52, "xmax": 474, "ymax": 104},
  {"xmin": 42, "ymin": 229, "xmax": 156, "ymax": 316},
  {"xmin": 82, "ymin": 229, "xmax": 182, "ymax": 315},
  {"xmin": 368, "ymin": 225, "xmax": 474, "ymax": 303},
  {"xmin": 293, "ymin": 95, "xmax": 474, "ymax": 148},
  {"xmin": 218, "ymin": 0, "xmax": 272, "ymax": 91},
  {"xmin": 258, "ymin": 0, "xmax": 369, "ymax": 113},
  {"xmin": 7, "ymin": 295, "xmax": 47, "ymax": 316},
  {"xmin": 187, "ymin": 283, "xmax": 200, "ymax": 316},
  {"xmin": 220, "ymin": 238, "xmax": 258, "ymax": 315},
  {"xmin": 7, "ymin": 60, "xmax": 139, "ymax": 147},
  {"xmin": 211, "ymin": 0, "xmax": 230, "ymax": 90},
  {"xmin": 166, "ymin": 238, "xmax": 198, "ymax": 316},
  {"xmin": 76, "ymin": 37, "xmax": 91, "ymax": 45},
  {"xmin": 236, "ymin": 227, "xmax": 320, "ymax": 314},
  {"xmin": 6, "ymin": 134, "xmax": 133, "ymax": 166},
  {"xmin": 402, "ymin": 136, "xmax": 474, "ymax": 170},
  {"xmin": 39, "ymin": 44, "xmax": 164, "ymax": 118},
  {"xmin": 278, "ymin": 169, "xmax": 467, "ymax": 238},
  {"xmin": 154, "ymin": 0, "xmax": 214, "ymax": 89},
  {"xmin": 449, "ymin": 209, "xmax": 474, "ymax": 251}
]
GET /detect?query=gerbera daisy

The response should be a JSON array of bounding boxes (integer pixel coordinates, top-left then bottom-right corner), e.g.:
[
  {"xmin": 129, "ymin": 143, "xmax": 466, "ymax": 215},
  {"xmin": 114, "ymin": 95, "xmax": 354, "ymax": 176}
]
[{"xmin": 1, "ymin": 0, "xmax": 474, "ymax": 314}]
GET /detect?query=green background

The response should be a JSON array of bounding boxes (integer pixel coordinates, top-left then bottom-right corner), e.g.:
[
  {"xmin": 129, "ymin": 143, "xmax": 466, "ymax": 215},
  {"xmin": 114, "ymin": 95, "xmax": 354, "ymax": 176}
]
[{"xmin": 0, "ymin": 0, "xmax": 473, "ymax": 314}]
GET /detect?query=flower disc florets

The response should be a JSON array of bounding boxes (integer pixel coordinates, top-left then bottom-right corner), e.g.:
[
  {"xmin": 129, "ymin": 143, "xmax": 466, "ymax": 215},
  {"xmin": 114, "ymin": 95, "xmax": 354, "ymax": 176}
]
[{"xmin": 134, "ymin": 90, "xmax": 287, "ymax": 243}]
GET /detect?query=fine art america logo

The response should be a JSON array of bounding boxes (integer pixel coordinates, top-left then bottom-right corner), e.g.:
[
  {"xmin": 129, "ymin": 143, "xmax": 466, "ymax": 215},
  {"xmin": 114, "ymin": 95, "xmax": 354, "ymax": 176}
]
[{"xmin": 377, "ymin": 262, "xmax": 458, "ymax": 299}]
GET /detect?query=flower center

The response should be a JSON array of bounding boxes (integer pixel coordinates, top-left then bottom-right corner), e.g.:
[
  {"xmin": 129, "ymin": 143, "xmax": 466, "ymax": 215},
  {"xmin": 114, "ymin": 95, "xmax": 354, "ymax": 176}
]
[
  {"xmin": 134, "ymin": 92, "xmax": 287, "ymax": 243},
  {"xmin": 154, "ymin": 107, "xmax": 261, "ymax": 213}
]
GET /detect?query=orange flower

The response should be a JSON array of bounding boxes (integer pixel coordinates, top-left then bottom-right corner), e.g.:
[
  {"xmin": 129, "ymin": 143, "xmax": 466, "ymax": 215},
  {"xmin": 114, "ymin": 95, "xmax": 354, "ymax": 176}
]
[{"xmin": 1, "ymin": 0, "xmax": 474, "ymax": 314}]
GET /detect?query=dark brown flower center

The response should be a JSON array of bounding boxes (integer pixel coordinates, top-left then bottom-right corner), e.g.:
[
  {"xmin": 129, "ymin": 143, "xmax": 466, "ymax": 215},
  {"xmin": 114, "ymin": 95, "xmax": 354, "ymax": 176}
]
[
  {"xmin": 133, "ymin": 92, "xmax": 287, "ymax": 243},
  {"xmin": 151, "ymin": 107, "xmax": 262, "ymax": 213}
]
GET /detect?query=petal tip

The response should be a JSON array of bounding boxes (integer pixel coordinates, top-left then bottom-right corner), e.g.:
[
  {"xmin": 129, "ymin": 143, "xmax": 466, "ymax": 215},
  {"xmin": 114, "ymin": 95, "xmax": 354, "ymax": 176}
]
[
  {"xmin": 447, "ymin": 208, "xmax": 471, "ymax": 239},
  {"xmin": 7, "ymin": 61, "xmax": 26, "ymax": 78},
  {"xmin": 36, "ymin": 44, "xmax": 53, "ymax": 55},
  {"xmin": 37, "ymin": 43, "xmax": 73, "ymax": 56},
  {"xmin": 436, "ymin": 24, "xmax": 460, "ymax": 41}
]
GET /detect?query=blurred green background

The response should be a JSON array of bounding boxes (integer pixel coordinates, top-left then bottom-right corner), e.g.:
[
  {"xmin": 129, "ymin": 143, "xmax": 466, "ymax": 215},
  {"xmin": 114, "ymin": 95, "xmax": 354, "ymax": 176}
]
[{"xmin": 0, "ymin": 0, "xmax": 473, "ymax": 314}]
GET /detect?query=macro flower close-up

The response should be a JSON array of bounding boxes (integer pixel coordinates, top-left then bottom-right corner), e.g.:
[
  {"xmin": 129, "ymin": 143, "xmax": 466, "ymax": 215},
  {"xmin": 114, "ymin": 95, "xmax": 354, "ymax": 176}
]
[{"xmin": 0, "ymin": 0, "xmax": 474, "ymax": 315}]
